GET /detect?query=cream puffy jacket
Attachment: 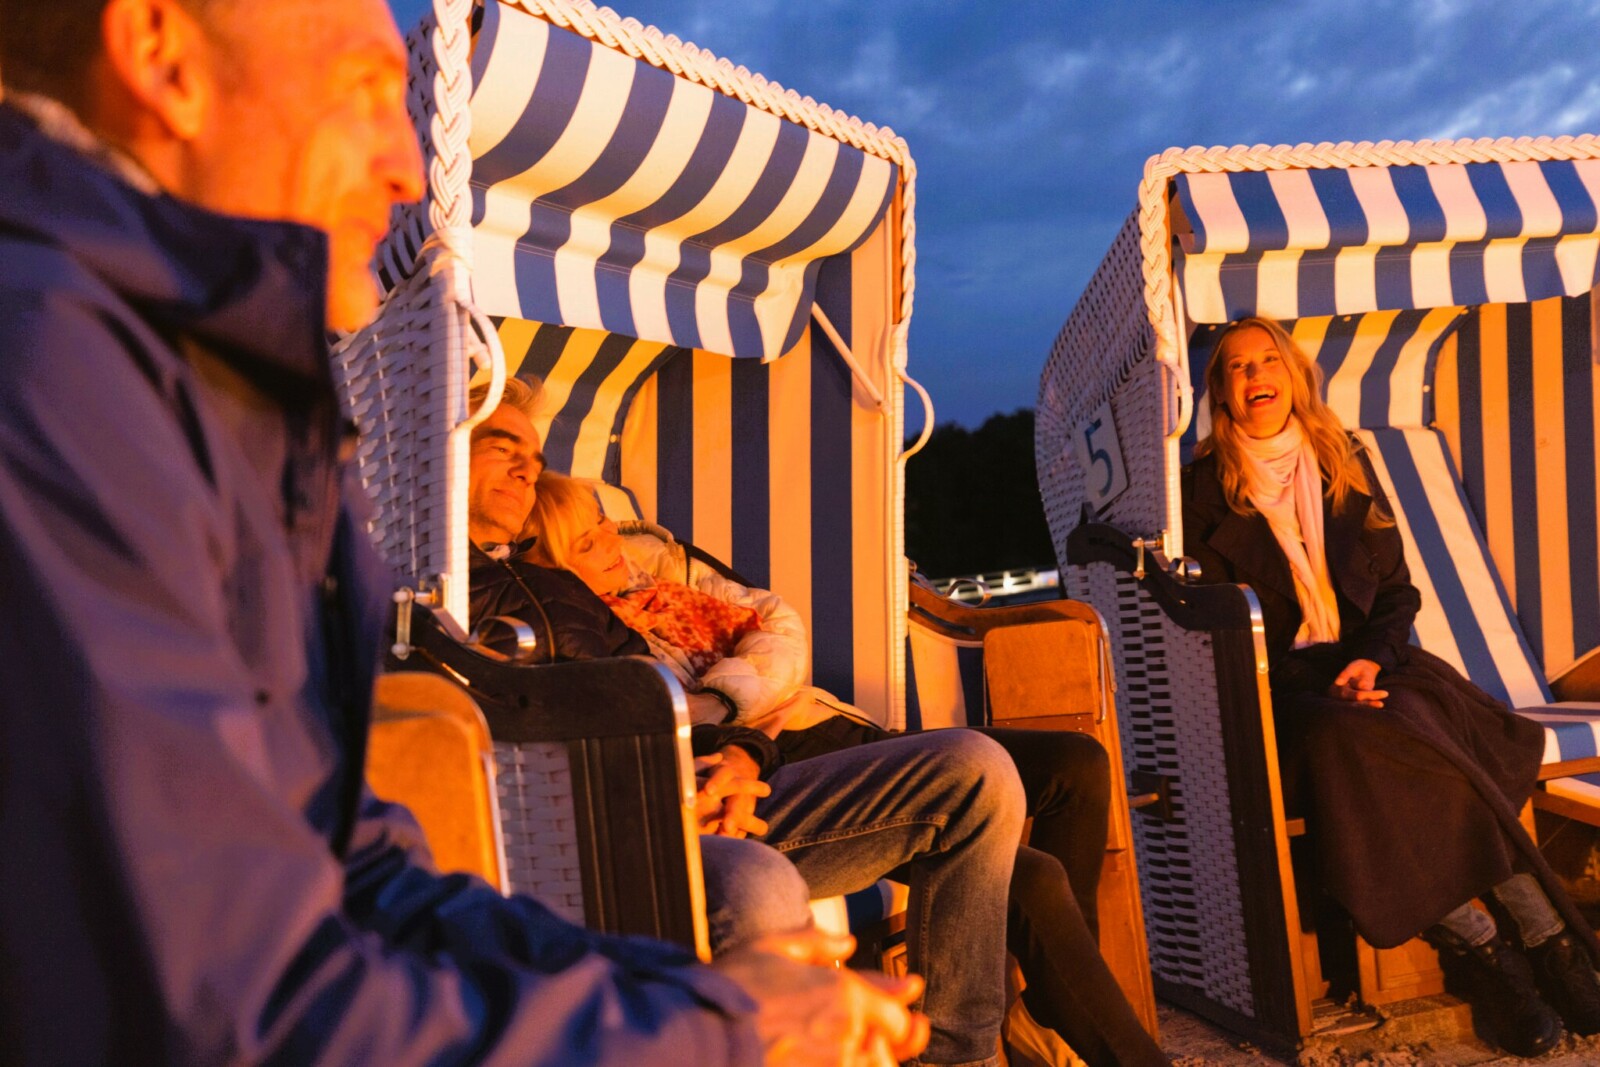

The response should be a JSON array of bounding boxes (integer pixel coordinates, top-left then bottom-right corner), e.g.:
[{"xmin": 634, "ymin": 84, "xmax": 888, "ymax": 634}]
[{"xmin": 619, "ymin": 531, "xmax": 857, "ymax": 735}]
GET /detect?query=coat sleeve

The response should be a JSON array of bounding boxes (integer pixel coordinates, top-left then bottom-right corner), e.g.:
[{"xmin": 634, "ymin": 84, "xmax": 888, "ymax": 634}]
[
  {"xmin": 1344, "ymin": 459, "xmax": 1420, "ymax": 672},
  {"xmin": 622, "ymin": 536, "xmax": 810, "ymax": 725},
  {"xmin": 1179, "ymin": 462, "xmax": 1234, "ymax": 586},
  {"xmin": 0, "ymin": 291, "xmax": 759, "ymax": 1066},
  {"xmin": 690, "ymin": 724, "xmax": 784, "ymax": 777}
]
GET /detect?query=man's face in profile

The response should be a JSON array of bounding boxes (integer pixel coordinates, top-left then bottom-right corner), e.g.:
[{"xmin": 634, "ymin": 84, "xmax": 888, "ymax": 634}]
[{"xmin": 188, "ymin": 0, "xmax": 424, "ymax": 330}]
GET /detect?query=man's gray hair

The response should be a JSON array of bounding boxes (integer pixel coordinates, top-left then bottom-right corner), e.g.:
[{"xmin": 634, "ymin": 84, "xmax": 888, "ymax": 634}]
[{"xmin": 469, "ymin": 375, "xmax": 544, "ymax": 420}]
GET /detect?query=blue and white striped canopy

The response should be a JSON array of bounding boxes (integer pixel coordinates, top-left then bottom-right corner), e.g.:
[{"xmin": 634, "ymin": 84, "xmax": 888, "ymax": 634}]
[
  {"xmin": 1174, "ymin": 160, "xmax": 1600, "ymax": 323},
  {"xmin": 466, "ymin": 0, "xmax": 900, "ymax": 362}
]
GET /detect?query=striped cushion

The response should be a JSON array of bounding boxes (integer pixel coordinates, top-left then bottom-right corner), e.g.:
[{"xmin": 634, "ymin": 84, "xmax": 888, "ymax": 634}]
[
  {"xmin": 1357, "ymin": 427, "xmax": 1550, "ymax": 708},
  {"xmin": 1516, "ymin": 704, "xmax": 1600, "ymax": 765},
  {"xmin": 905, "ymin": 621, "xmax": 987, "ymax": 731},
  {"xmin": 1355, "ymin": 428, "xmax": 1600, "ymax": 775},
  {"xmin": 1436, "ymin": 295, "xmax": 1600, "ymax": 680}
]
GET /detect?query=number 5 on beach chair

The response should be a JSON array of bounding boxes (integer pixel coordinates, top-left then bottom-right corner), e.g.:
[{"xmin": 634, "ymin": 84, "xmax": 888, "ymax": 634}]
[{"xmin": 1038, "ymin": 135, "xmax": 1600, "ymax": 1050}]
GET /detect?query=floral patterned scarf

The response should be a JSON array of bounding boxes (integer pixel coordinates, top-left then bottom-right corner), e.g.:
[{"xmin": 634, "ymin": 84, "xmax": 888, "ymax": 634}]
[{"xmin": 602, "ymin": 580, "xmax": 763, "ymax": 678}]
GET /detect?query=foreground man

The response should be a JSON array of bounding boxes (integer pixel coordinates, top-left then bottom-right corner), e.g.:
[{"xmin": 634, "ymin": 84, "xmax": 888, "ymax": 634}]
[{"xmin": 0, "ymin": 0, "xmax": 926, "ymax": 1063}]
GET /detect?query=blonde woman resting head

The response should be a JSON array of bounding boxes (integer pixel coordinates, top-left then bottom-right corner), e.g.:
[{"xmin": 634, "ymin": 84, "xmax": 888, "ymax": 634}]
[{"xmin": 524, "ymin": 471, "xmax": 860, "ymax": 735}]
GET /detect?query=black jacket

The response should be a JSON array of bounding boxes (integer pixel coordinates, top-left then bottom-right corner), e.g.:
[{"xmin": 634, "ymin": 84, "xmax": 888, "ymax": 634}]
[
  {"xmin": 468, "ymin": 544, "xmax": 782, "ymax": 774},
  {"xmin": 470, "ymin": 543, "xmax": 651, "ymax": 662},
  {"xmin": 0, "ymin": 102, "xmax": 757, "ymax": 1064},
  {"xmin": 1181, "ymin": 447, "xmax": 1420, "ymax": 673}
]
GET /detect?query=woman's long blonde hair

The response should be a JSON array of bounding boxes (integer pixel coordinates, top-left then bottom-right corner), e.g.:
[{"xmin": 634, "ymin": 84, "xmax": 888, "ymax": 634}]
[
  {"xmin": 1195, "ymin": 317, "xmax": 1382, "ymax": 520},
  {"xmin": 522, "ymin": 470, "xmax": 603, "ymax": 570}
]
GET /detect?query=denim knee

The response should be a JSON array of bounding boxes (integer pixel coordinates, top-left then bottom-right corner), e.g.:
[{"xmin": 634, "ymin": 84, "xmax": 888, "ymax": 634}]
[
  {"xmin": 924, "ymin": 729, "xmax": 1027, "ymax": 830},
  {"xmin": 698, "ymin": 835, "xmax": 813, "ymax": 955}
]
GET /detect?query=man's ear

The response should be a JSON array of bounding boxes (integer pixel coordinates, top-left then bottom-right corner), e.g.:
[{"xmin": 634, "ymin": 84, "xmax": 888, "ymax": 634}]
[{"xmin": 99, "ymin": 0, "xmax": 213, "ymax": 141}]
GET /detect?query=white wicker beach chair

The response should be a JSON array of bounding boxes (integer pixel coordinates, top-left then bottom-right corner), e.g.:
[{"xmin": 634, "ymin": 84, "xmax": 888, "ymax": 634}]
[
  {"xmin": 1037, "ymin": 135, "xmax": 1600, "ymax": 1047},
  {"xmin": 336, "ymin": 3, "xmax": 1156, "ymax": 1043}
]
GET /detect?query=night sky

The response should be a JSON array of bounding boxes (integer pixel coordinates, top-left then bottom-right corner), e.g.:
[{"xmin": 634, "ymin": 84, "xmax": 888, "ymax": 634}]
[{"xmin": 388, "ymin": 0, "xmax": 1600, "ymax": 429}]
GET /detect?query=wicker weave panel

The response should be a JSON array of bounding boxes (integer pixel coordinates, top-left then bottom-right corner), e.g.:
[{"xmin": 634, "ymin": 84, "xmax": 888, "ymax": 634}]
[
  {"xmin": 1037, "ymin": 215, "xmax": 1167, "ymax": 559},
  {"xmin": 333, "ymin": 260, "xmax": 477, "ymax": 593},
  {"xmin": 1073, "ymin": 562, "xmax": 1254, "ymax": 1018},
  {"xmin": 493, "ymin": 740, "xmax": 587, "ymax": 924},
  {"xmin": 376, "ymin": 15, "xmax": 441, "ymax": 292}
]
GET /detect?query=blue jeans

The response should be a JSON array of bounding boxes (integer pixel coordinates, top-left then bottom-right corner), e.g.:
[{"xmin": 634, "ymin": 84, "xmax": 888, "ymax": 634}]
[
  {"xmin": 750, "ymin": 728, "xmax": 1026, "ymax": 1067},
  {"xmin": 697, "ymin": 835, "xmax": 814, "ymax": 954}
]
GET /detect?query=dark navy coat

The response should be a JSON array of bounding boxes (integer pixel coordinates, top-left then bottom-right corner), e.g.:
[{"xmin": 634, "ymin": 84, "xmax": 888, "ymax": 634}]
[
  {"xmin": 1180, "ymin": 448, "xmax": 1420, "ymax": 673},
  {"xmin": 0, "ymin": 104, "xmax": 758, "ymax": 1065}
]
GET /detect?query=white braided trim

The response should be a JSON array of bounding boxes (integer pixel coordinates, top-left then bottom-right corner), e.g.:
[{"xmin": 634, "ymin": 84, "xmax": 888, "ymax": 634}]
[
  {"xmin": 427, "ymin": 0, "xmax": 477, "ymax": 241},
  {"xmin": 500, "ymin": 0, "xmax": 910, "ymax": 169},
  {"xmin": 1134, "ymin": 132, "xmax": 1600, "ymax": 556}
]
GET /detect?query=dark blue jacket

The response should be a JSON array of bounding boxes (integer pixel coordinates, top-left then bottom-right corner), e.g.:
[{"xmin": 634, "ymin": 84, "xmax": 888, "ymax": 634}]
[{"xmin": 0, "ymin": 104, "xmax": 758, "ymax": 1066}]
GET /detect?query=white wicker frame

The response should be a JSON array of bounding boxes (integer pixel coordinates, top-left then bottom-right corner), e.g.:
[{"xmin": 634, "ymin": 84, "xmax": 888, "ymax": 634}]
[
  {"xmin": 1039, "ymin": 132, "xmax": 1600, "ymax": 1046},
  {"xmin": 337, "ymin": 0, "xmax": 915, "ymax": 934},
  {"xmin": 1041, "ymin": 133, "xmax": 1600, "ymax": 564},
  {"xmin": 357, "ymin": 0, "xmax": 925, "ymax": 717}
]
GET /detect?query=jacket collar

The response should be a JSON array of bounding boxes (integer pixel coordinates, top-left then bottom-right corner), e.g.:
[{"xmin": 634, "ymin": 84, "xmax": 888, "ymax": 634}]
[
  {"xmin": 470, "ymin": 537, "xmax": 540, "ymax": 566},
  {"xmin": 1201, "ymin": 478, "xmax": 1373, "ymax": 606},
  {"xmin": 0, "ymin": 101, "xmax": 332, "ymax": 396}
]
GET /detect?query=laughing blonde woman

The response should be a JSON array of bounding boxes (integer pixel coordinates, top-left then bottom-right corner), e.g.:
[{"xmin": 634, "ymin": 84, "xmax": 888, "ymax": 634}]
[{"xmin": 1182, "ymin": 316, "xmax": 1600, "ymax": 1057}]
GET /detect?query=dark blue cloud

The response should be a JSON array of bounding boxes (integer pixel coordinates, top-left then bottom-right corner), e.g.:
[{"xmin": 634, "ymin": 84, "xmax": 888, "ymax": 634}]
[{"xmin": 389, "ymin": 0, "xmax": 1600, "ymax": 427}]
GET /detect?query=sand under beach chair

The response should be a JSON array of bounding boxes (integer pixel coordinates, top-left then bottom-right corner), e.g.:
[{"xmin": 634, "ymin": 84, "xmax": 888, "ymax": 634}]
[{"xmin": 1037, "ymin": 134, "xmax": 1600, "ymax": 1048}]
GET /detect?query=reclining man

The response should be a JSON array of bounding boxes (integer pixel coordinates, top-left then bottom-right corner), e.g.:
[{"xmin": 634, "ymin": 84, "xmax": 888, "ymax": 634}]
[
  {"xmin": 0, "ymin": 0, "xmax": 927, "ymax": 1063},
  {"xmin": 466, "ymin": 380, "xmax": 1031, "ymax": 1067}
]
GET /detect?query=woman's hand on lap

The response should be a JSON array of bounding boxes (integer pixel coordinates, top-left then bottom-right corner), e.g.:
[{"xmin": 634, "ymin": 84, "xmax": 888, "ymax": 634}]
[{"xmin": 1330, "ymin": 658, "xmax": 1388, "ymax": 708}]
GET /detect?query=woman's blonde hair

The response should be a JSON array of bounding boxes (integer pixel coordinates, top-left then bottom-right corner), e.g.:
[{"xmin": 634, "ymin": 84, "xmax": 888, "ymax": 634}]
[
  {"xmin": 1195, "ymin": 316, "xmax": 1383, "ymax": 521},
  {"xmin": 523, "ymin": 470, "xmax": 604, "ymax": 570}
]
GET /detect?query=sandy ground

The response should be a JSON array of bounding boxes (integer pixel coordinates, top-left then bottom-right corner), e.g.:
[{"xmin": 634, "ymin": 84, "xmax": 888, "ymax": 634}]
[{"xmin": 1158, "ymin": 1000, "xmax": 1600, "ymax": 1066}]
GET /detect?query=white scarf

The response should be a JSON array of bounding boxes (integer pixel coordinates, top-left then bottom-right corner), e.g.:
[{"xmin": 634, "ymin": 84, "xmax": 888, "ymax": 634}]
[{"xmin": 1236, "ymin": 418, "xmax": 1341, "ymax": 647}]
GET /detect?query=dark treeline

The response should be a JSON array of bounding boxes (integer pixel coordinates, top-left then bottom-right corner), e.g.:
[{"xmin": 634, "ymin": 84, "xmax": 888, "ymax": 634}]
[{"xmin": 904, "ymin": 409, "xmax": 1056, "ymax": 579}]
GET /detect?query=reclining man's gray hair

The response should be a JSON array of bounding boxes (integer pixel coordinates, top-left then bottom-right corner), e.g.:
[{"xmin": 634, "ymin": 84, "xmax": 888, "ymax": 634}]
[{"xmin": 469, "ymin": 375, "xmax": 544, "ymax": 419}]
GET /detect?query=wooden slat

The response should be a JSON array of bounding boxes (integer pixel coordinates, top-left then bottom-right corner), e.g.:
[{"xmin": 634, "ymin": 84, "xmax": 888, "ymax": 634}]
[
  {"xmin": 1532, "ymin": 788, "xmax": 1600, "ymax": 828},
  {"xmin": 984, "ymin": 621, "xmax": 1105, "ymax": 720},
  {"xmin": 367, "ymin": 673, "xmax": 503, "ymax": 888}
]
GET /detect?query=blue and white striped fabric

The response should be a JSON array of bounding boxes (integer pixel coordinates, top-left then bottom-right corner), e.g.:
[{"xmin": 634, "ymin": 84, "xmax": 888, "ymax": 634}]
[
  {"xmin": 1355, "ymin": 427, "xmax": 1550, "ymax": 710},
  {"xmin": 1516, "ymin": 704, "xmax": 1600, "ymax": 766},
  {"xmin": 466, "ymin": 0, "xmax": 899, "ymax": 362},
  {"xmin": 1185, "ymin": 308, "xmax": 1466, "ymax": 448},
  {"xmin": 1432, "ymin": 294, "xmax": 1600, "ymax": 679},
  {"xmin": 494, "ymin": 318, "xmax": 678, "ymax": 489},
  {"xmin": 496, "ymin": 221, "xmax": 904, "ymax": 718},
  {"xmin": 904, "ymin": 624, "xmax": 988, "ymax": 731},
  {"xmin": 1173, "ymin": 161, "xmax": 1600, "ymax": 324},
  {"xmin": 1352, "ymin": 429, "xmax": 1600, "ymax": 776}
]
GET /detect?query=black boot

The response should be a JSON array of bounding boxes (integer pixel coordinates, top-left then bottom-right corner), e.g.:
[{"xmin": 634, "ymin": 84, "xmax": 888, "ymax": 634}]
[
  {"xmin": 1432, "ymin": 933, "xmax": 1565, "ymax": 1058},
  {"xmin": 1528, "ymin": 930, "xmax": 1600, "ymax": 1036}
]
